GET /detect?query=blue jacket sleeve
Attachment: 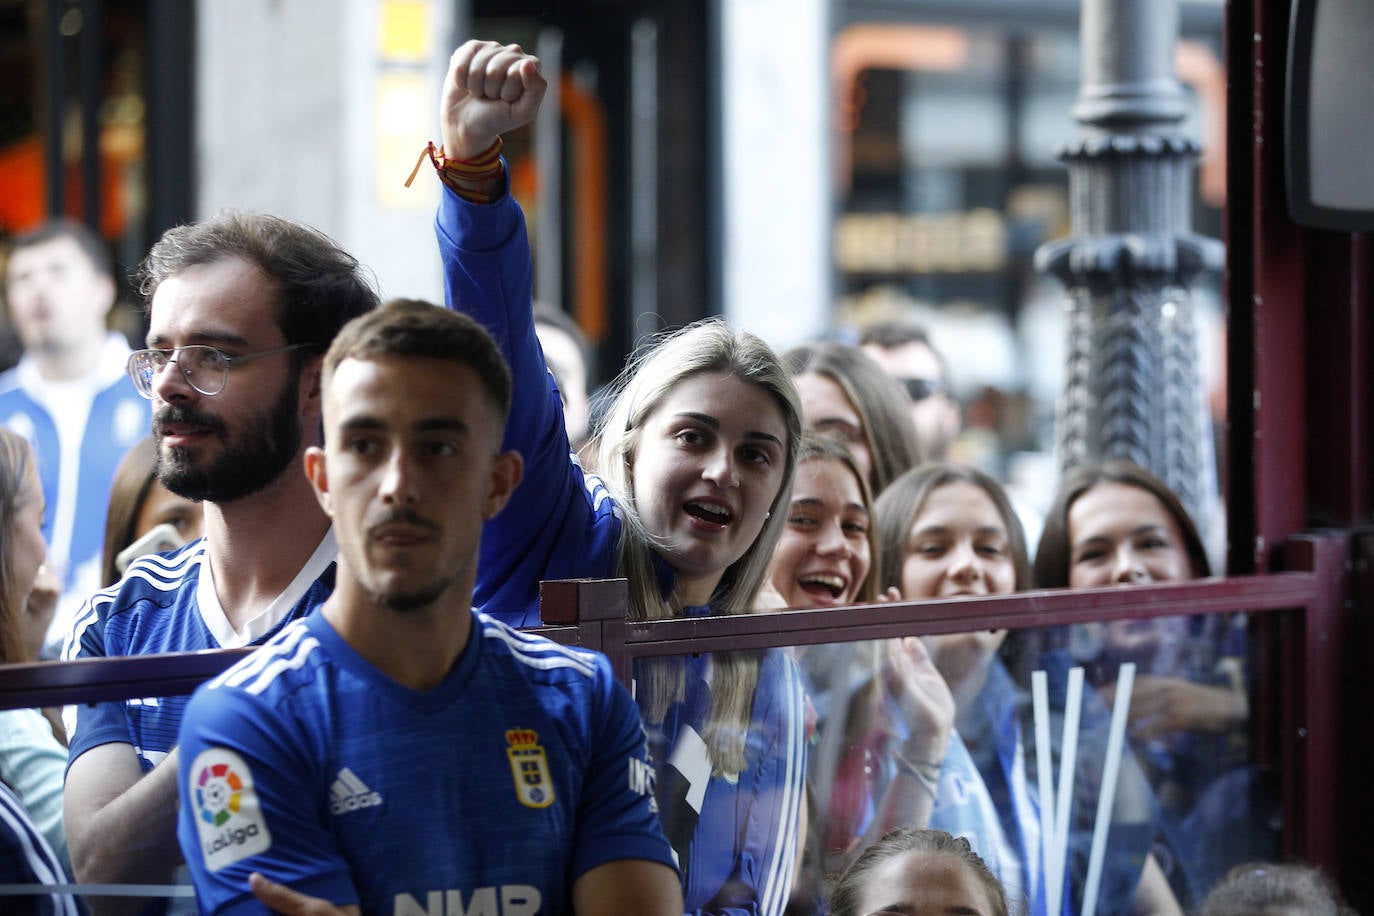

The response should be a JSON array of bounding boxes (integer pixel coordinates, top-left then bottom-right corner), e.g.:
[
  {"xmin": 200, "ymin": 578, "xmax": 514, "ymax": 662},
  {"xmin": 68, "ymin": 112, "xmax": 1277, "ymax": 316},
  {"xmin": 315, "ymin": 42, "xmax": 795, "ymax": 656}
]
[
  {"xmin": 434, "ymin": 185, "xmax": 617, "ymax": 627},
  {"xmin": 176, "ymin": 686, "xmax": 355, "ymax": 915}
]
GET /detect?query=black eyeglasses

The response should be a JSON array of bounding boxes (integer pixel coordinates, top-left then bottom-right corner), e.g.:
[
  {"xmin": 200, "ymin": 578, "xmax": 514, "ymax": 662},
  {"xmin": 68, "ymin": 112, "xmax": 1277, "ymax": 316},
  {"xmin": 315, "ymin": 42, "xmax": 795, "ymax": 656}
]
[
  {"xmin": 127, "ymin": 343, "xmax": 312, "ymax": 399},
  {"xmin": 897, "ymin": 377, "xmax": 945, "ymax": 403}
]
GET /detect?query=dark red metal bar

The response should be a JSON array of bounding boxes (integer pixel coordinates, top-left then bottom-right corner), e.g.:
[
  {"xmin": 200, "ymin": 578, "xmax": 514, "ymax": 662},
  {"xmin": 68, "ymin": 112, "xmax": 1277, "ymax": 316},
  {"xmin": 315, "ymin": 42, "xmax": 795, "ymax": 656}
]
[
  {"xmin": 0, "ymin": 649, "xmax": 253, "ymax": 711},
  {"xmin": 624, "ymin": 574, "xmax": 1316, "ymax": 657},
  {"xmin": 0, "ymin": 570, "xmax": 1326, "ymax": 874},
  {"xmin": 541, "ymin": 577, "xmax": 627, "ymax": 680},
  {"xmin": 1279, "ymin": 534, "xmax": 1352, "ymax": 876},
  {"xmin": 0, "ymin": 575, "xmax": 1312, "ymax": 709}
]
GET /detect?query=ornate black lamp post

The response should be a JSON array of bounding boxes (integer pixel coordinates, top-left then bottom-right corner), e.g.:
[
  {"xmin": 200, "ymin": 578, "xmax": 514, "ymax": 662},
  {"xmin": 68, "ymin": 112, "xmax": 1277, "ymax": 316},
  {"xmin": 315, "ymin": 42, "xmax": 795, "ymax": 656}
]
[{"xmin": 1036, "ymin": 0, "xmax": 1224, "ymax": 528}]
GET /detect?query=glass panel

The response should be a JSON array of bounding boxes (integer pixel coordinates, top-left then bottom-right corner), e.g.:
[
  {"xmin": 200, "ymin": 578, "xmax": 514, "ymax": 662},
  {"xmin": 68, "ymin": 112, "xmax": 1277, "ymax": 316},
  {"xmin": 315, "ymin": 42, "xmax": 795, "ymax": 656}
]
[
  {"xmin": 0, "ymin": 607, "xmax": 1281, "ymax": 914},
  {"xmin": 1027, "ymin": 613, "xmax": 1276, "ymax": 904},
  {"xmin": 633, "ymin": 648, "xmax": 808, "ymax": 915},
  {"xmin": 632, "ymin": 614, "xmax": 1279, "ymax": 916}
]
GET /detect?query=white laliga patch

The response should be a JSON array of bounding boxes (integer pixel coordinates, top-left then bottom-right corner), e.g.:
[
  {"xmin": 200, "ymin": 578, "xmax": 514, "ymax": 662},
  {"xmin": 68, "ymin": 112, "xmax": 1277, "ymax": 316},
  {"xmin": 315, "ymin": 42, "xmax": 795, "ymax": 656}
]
[{"xmin": 188, "ymin": 747, "xmax": 272, "ymax": 872}]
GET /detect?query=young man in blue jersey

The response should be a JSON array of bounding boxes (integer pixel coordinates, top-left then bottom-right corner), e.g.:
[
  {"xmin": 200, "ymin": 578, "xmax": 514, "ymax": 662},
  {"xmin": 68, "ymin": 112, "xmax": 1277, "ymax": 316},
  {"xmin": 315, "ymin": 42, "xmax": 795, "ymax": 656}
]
[
  {"xmin": 175, "ymin": 301, "xmax": 682, "ymax": 916},
  {"xmin": 1, "ymin": 219, "xmax": 151, "ymax": 653},
  {"xmin": 60, "ymin": 212, "xmax": 378, "ymax": 913}
]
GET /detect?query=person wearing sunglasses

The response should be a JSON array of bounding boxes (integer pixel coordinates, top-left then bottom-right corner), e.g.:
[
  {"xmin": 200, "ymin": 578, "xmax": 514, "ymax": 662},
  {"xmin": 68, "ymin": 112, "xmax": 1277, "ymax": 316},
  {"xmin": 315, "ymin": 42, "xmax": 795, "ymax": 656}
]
[
  {"xmin": 859, "ymin": 320, "xmax": 962, "ymax": 464},
  {"xmin": 60, "ymin": 211, "xmax": 378, "ymax": 914}
]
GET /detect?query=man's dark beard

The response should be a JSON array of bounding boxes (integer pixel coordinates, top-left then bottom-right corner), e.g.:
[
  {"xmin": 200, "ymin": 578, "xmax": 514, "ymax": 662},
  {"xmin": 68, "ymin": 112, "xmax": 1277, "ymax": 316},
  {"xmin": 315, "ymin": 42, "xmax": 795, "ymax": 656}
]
[{"xmin": 155, "ymin": 375, "xmax": 302, "ymax": 503}]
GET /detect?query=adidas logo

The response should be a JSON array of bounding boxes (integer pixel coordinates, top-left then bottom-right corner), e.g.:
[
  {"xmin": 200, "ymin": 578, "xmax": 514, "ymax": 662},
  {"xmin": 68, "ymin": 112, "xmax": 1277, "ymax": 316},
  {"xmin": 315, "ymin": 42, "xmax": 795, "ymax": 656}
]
[{"xmin": 330, "ymin": 767, "xmax": 383, "ymax": 815}]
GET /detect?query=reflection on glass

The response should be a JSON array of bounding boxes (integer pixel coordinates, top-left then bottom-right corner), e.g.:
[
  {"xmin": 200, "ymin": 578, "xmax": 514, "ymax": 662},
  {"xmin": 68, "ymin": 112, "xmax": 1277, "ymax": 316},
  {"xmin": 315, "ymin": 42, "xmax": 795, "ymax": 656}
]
[
  {"xmin": 1032, "ymin": 461, "xmax": 1278, "ymax": 903},
  {"xmin": 0, "ymin": 614, "xmax": 1284, "ymax": 916},
  {"xmin": 634, "ymin": 649, "xmax": 806, "ymax": 915},
  {"xmin": 1052, "ymin": 613, "xmax": 1275, "ymax": 900},
  {"xmin": 800, "ymin": 619, "xmax": 1277, "ymax": 916},
  {"xmin": 0, "ymin": 705, "xmax": 69, "ymax": 873},
  {"xmin": 0, "ymin": 689, "xmax": 195, "ymax": 914}
]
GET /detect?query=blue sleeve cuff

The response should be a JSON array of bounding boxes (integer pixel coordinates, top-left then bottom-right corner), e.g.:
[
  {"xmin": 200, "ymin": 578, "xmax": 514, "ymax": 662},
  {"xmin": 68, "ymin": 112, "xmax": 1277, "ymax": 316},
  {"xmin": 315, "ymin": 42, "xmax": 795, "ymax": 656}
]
[{"xmin": 435, "ymin": 168, "xmax": 521, "ymax": 254}]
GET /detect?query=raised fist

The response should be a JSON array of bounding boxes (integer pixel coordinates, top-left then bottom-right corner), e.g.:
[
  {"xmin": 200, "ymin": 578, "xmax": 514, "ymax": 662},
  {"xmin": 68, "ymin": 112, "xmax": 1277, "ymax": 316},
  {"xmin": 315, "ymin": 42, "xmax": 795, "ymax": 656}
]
[{"xmin": 440, "ymin": 40, "xmax": 548, "ymax": 159}]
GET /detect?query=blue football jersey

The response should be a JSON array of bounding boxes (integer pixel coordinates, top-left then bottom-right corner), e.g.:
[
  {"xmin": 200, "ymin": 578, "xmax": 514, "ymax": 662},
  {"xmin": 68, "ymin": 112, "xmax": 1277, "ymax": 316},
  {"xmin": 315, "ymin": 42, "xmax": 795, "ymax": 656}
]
[
  {"xmin": 176, "ymin": 611, "xmax": 675, "ymax": 916},
  {"xmin": 62, "ymin": 533, "xmax": 337, "ymax": 772}
]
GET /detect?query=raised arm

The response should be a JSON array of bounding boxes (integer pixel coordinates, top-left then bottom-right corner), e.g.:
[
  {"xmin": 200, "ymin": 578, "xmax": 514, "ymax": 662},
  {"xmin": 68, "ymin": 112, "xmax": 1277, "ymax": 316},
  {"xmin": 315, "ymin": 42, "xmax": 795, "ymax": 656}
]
[
  {"xmin": 433, "ymin": 39, "xmax": 549, "ymax": 412},
  {"xmin": 431, "ymin": 41, "xmax": 614, "ymax": 624},
  {"xmin": 433, "ymin": 41, "xmax": 550, "ymax": 419}
]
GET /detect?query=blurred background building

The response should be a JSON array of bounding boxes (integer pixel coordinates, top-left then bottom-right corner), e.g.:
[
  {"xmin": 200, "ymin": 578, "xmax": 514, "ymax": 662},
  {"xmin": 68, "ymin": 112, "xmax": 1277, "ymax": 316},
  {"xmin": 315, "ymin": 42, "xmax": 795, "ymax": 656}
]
[{"xmin": 0, "ymin": 0, "xmax": 1226, "ymax": 519}]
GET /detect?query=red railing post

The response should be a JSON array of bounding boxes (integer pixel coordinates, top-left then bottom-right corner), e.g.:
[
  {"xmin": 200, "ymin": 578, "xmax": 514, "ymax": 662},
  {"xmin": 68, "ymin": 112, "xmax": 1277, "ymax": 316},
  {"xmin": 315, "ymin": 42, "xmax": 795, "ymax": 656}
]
[
  {"xmin": 540, "ymin": 578, "xmax": 631, "ymax": 685},
  {"xmin": 1278, "ymin": 532, "xmax": 1351, "ymax": 872}
]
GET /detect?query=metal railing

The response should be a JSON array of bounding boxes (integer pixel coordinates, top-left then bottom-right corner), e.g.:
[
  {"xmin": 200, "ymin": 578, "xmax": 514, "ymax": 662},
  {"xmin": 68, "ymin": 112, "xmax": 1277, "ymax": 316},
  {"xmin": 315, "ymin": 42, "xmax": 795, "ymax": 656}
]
[{"xmin": 0, "ymin": 532, "xmax": 1346, "ymax": 903}]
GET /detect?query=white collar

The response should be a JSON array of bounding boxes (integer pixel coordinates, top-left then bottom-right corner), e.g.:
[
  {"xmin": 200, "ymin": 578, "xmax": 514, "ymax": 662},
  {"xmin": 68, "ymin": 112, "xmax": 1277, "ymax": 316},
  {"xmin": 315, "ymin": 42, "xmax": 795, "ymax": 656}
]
[{"xmin": 197, "ymin": 527, "xmax": 338, "ymax": 648}]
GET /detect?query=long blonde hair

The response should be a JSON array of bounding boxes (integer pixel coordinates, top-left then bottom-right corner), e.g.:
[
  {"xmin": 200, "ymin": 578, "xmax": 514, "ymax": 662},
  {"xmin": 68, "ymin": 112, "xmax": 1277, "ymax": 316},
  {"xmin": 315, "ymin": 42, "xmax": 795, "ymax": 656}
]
[{"xmin": 596, "ymin": 319, "xmax": 802, "ymax": 772}]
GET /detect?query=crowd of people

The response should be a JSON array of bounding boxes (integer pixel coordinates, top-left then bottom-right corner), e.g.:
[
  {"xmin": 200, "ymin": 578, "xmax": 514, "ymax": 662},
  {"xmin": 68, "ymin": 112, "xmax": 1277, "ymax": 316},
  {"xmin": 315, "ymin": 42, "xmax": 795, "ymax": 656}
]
[{"xmin": 0, "ymin": 37, "xmax": 1345, "ymax": 916}]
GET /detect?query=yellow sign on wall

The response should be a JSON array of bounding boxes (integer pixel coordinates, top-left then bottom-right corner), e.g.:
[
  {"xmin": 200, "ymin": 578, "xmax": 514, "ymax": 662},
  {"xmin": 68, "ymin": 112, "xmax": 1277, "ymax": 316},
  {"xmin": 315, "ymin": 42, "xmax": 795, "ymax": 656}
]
[{"xmin": 379, "ymin": 0, "xmax": 428, "ymax": 62}]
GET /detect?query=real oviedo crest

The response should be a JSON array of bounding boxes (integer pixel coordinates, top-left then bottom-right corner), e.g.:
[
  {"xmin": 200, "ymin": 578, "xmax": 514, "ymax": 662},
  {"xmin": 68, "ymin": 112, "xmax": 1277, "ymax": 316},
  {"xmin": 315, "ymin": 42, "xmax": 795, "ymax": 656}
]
[{"xmin": 506, "ymin": 729, "xmax": 555, "ymax": 809}]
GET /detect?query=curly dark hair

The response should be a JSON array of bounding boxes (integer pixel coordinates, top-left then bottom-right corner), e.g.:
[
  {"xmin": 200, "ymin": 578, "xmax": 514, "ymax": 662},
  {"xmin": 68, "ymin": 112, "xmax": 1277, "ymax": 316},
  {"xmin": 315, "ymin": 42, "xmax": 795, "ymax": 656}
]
[{"xmin": 134, "ymin": 208, "xmax": 379, "ymax": 353}]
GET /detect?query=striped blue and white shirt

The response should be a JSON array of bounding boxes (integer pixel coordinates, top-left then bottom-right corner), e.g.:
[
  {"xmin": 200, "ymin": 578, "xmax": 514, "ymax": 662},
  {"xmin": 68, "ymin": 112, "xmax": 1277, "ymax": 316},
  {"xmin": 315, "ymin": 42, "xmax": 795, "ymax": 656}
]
[
  {"xmin": 62, "ymin": 532, "xmax": 338, "ymax": 772},
  {"xmin": 0, "ymin": 780, "xmax": 84, "ymax": 915}
]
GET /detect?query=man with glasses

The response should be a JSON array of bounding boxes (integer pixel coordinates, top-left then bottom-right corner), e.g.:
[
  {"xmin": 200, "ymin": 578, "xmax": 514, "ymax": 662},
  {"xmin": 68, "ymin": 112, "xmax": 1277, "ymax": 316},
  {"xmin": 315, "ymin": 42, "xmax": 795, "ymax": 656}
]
[
  {"xmin": 859, "ymin": 320, "xmax": 962, "ymax": 463},
  {"xmin": 60, "ymin": 210, "xmax": 378, "ymax": 913}
]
